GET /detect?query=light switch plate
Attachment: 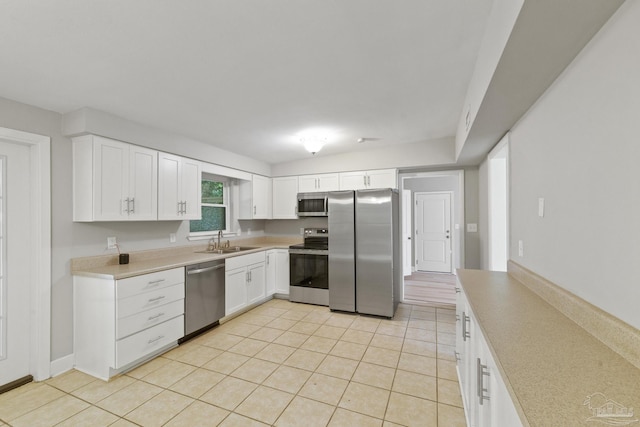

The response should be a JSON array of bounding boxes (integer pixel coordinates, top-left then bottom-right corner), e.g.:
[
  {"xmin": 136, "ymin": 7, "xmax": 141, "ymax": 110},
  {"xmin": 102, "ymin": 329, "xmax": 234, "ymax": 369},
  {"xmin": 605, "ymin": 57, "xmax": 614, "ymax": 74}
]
[
  {"xmin": 467, "ymin": 223, "xmax": 478, "ymax": 232},
  {"xmin": 518, "ymin": 240, "xmax": 524, "ymax": 257},
  {"xmin": 169, "ymin": 233, "xmax": 176, "ymax": 243},
  {"xmin": 538, "ymin": 198, "xmax": 545, "ymax": 217}
]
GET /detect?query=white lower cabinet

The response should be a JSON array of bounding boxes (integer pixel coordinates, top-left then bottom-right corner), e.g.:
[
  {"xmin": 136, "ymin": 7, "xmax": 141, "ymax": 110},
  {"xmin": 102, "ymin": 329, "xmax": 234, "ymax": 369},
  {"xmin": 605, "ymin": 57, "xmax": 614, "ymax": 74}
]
[
  {"xmin": 74, "ymin": 267, "xmax": 185, "ymax": 380},
  {"xmin": 456, "ymin": 283, "xmax": 522, "ymax": 427},
  {"xmin": 266, "ymin": 249, "xmax": 290, "ymax": 296},
  {"xmin": 225, "ymin": 252, "xmax": 266, "ymax": 316}
]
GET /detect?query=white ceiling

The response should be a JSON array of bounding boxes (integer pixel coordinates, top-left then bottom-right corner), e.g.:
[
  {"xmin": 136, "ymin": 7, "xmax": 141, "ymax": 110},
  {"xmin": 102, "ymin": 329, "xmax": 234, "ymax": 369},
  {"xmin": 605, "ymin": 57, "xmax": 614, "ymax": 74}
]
[{"xmin": 0, "ymin": 0, "xmax": 493, "ymax": 164}]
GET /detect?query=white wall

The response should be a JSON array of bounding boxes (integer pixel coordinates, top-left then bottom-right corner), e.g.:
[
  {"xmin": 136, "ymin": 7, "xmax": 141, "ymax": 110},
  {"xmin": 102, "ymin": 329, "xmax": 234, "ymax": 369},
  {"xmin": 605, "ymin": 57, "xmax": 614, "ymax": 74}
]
[{"xmin": 509, "ymin": 0, "xmax": 640, "ymax": 329}]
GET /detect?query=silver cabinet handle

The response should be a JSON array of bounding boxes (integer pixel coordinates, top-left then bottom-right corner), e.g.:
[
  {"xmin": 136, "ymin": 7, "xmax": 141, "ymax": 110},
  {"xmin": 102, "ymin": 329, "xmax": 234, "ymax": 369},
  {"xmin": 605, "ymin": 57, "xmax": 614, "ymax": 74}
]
[
  {"xmin": 130, "ymin": 197, "xmax": 135, "ymax": 214},
  {"xmin": 253, "ymin": 205, "xmax": 257, "ymax": 215},
  {"xmin": 183, "ymin": 200, "xmax": 187, "ymax": 214},
  {"xmin": 477, "ymin": 358, "xmax": 490, "ymax": 405},
  {"xmin": 148, "ymin": 295, "xmax": 166, "ymax": 303},
  {"xmin": 147, "ymin": 279, "xmax": 165, "ymax": 286},
  {"xmin": 454, "ymin": 351, "xmax": 461, "ymax": 362},
  {"xmin": 123, "ymin": 198, "xmax": 130, "ymax": 214},
  {"xmin": 363, "ymin": 175, "xmax": 367, "ymax": 187},
  {"xmin": 177, "ymin": 201, "xmax": 182, "ymax": 215},
  {"xmin": 455, "ymin": 287, "xmax": 461, "ymax": 294},
  {"xmin": 148, "ymin": 335, "xmax": 165, "ymax": 345},
  {"xmin": 462, "ymin": 312, "xmax": 470, "ymax": 341},
  {"xmin": 147, "ymin": 313, "xmax": 164, "ymax": 321}
]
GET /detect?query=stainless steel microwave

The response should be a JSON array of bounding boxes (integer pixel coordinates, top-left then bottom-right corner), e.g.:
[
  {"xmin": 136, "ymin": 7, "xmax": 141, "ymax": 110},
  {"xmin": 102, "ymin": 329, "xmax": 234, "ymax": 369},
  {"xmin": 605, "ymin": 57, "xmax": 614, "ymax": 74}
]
[{"xmin": 296, "ymin": 192, "xmax": 328, "ymax": 217}]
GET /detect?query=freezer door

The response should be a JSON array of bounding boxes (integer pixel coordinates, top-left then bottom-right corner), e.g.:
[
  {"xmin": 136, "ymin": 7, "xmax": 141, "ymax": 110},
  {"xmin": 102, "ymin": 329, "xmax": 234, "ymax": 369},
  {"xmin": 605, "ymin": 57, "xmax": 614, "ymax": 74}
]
[
  {"xmin": 328, "ymin": 191, "xmax": 356, "ymax": 312},
  {"xmin": 356, "ymin": 189, "xmax": 398, "ymax": 317}
]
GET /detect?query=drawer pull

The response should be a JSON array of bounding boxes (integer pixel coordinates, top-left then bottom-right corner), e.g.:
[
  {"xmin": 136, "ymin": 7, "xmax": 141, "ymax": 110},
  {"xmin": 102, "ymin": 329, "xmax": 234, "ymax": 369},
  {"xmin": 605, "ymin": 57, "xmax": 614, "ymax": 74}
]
[
  {"xmin": 148, "ymin": 313, "xmax": 165, "ymax": 321},
  {"xmin": 477, "ymin": 358, "xmax": 490, "ymax": 405},
  {"xmin": 147, "ymin": 279, "xmax": 165, "ymax": 286},
  {"xmin": 148, "ymin": 335, "xmax": 165, "ymax": 345},
  {"xmin": 148, "ymin": 296, "xmax": 166, "ymax": 303}
]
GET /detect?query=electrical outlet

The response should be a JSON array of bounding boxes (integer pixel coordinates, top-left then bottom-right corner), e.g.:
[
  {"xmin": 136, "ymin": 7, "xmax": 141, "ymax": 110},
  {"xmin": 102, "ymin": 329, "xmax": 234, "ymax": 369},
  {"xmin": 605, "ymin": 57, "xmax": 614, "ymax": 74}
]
[
  {"xmin": 300, "ymin": 227, "xmax": 305, "ymax": 235},
  {"xmin": 518, "ymin": 240, "xmax": 524, "ymax": 257},
  {"xmin": 107, "ymin": 236, "xmax": 117, "ymax": 249},
  {"xmin": 169, "ymin": 233, "xmax": 176, "ymax": 243}
]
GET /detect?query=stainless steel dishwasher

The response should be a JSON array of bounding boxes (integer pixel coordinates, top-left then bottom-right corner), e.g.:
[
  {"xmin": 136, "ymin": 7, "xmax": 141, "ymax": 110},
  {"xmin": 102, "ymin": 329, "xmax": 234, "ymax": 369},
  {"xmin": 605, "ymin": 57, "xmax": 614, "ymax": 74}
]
[{"xmin": 183, "ymin": 259, "xmax": 225, "ymax": 341}]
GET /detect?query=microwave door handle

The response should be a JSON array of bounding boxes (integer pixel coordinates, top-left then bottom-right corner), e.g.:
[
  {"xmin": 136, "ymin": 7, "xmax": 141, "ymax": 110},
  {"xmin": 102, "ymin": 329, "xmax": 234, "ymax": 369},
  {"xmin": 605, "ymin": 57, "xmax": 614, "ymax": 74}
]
[{"xmin": 324, "ymin": 195, "xmax": 328, "ymax": 215}]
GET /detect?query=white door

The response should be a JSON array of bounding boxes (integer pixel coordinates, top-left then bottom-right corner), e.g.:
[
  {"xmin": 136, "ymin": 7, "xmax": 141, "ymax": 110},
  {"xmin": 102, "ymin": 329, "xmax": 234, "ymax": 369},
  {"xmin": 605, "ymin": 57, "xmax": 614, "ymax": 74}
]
[
  {"xmin": 0, "ymin": 140, "xmax": 32, "ymax": 386},
  {"xmin": 402, "ymin": 189, "xmax": 412, "ymax": 276},
  {"xmin": 415, "ymin": 192, "xmax": 452, "ymax": 273}
]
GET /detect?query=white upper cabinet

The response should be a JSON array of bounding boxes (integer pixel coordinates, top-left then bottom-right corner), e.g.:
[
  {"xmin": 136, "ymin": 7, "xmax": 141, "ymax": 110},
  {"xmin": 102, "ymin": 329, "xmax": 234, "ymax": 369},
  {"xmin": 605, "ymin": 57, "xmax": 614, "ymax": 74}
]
[
  {"xmin": 298, "ymin": 173, "xmax": 340, "ymax": 193},
  {"xmin": 339, "ymin": 169, "xmax": 397, "ymax": 191},
  {"xmin": 73, "ymin": 135, "xmax": 158, "ymax": 221},
  {"xmin": 272, "ymin": 176, "xmax": 298, "ymax": 219},
  {"xmin": 157, "ymin": 152, "xmax": 201, "ymax": 220},
  {"xmin": 239, "ymin": 175, "xmax": 272, "ymax": 219}
]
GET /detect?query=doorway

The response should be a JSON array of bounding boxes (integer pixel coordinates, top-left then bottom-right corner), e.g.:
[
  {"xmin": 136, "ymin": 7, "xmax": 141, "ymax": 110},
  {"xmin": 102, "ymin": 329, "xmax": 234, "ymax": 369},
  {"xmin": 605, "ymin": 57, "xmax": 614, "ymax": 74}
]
[
  {"xmin": 488, "ymin": 135, "xmax": 509, "ymax": 271},
  {"xmin": 0, "ymin": 127, "xmax": 51, "ymax": 389}
]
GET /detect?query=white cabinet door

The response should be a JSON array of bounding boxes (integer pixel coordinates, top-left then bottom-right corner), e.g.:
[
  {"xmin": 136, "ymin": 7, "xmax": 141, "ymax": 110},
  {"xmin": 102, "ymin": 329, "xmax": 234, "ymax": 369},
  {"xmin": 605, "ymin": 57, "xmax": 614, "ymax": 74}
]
[
  {"xmin": 367, "ymin": 169, "xmax": 397, "ymax": 189},
  {"xmin": 93, "ymin": 137, "xmax": 129, "ymax": 220},
  {"xmin": 252, "ymin": 175, "xmax": 272, "ymax": 219},
  {"xmin": 317, "ymin": 173, "xmax": 340, "ymax": 191},
  {"xmin": 181, "ymin": 157, "xmax": 201, "ymax": 220},
  {"xmin": 339, "ymin": 169, "xmax": 397, "ymax": 191},
  {"xmin": 158, "ymin": 152, "xmax": 181, "ymax": 220},
  {"xmin": 339, "ymin": 171, "xmax": 368, "ymax": 191},
  {"xmin": 128, "ymin": 145, "xmax": 158, "ymax": 220},
  {"xmin": 299, "ymin": 173, "xmax": 340, "ymax": 193},
  {"xmin": 298, "ymin": 175, "xmax": 319, "ymax": 193},
  {"xmin": 275, "ymin": 250, "xmax": 290, "ymax": 294},
  {"xmin": 272, "ymin": 177, "xmax": 298, "ymax": 219},
  {"xmin": 158, "ymin": 153, "xmax": 201, "ymax": 220},
  {"xmin": 265, "ymin": 250, "xmax": 277, "ymax": 296},
  {"xmin": 73, "ymin": 135, "xmax": 159, "ymax": 221},
  {"xmin": 225, "ymin": 267, "xmax": 248, "ymax": 316},
  {"xmin": 247, "ymin": 262, "xmax": 266, "ymax": 305}
]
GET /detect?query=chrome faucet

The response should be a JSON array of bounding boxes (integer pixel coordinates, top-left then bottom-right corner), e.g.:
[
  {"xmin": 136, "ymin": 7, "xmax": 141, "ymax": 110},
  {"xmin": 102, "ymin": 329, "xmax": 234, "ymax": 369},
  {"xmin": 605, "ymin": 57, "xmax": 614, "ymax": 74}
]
[{"xmin": 217, "ymin": 230, "xmax": 223, "ymax": 249}]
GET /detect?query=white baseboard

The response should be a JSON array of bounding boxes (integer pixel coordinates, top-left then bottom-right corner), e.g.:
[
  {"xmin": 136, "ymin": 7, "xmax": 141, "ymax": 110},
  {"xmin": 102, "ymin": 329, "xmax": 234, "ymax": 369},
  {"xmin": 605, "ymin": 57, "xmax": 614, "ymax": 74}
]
[{"xmin": 50, "ymin": 354, "xmax": 74, "ymax": 378}]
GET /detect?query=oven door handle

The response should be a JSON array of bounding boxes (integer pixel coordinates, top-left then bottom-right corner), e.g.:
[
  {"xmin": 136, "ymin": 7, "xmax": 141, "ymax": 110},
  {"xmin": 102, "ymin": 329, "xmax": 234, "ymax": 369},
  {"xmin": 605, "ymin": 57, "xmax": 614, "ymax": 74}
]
[{"xmin": 289, "ymin": 249, "xmax": 329, "ymax": 255}]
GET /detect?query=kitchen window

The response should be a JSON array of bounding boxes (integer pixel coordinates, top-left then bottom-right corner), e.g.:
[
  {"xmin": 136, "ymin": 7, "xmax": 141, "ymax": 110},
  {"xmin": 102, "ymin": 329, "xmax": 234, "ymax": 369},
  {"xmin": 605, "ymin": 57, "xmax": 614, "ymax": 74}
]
[{"xmin": 189, "ymin": 174, "xmax": 230, "ymax": 236}]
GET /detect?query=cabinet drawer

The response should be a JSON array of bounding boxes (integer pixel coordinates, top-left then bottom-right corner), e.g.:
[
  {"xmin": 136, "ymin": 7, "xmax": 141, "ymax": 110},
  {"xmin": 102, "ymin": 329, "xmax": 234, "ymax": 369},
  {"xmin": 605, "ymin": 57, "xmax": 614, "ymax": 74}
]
[
  {"xmin": 116, "ymin": 299, "xmax": 184, "ymax": 339},
  {"xmin": 115, "ymin": 315, "xmax": 184, "ymax": 369},
  {"xmin": 116, "ymin": 267, "xmax": 184, "ymax": 300},
  {"xmin": 226, "ymin": 252, "xmax": 265, "ymax": 271},
  {"xmin": 117, "ymin": 283, "xmax": 184, "ymax": 319}
]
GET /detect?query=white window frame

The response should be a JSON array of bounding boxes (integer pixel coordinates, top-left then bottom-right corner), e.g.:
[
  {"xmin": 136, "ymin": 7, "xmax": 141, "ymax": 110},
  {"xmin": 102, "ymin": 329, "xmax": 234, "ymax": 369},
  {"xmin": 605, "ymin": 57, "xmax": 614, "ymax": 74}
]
[{"xmin": 189, "ymin": 173, "xmax": 232, "ymax": 239}]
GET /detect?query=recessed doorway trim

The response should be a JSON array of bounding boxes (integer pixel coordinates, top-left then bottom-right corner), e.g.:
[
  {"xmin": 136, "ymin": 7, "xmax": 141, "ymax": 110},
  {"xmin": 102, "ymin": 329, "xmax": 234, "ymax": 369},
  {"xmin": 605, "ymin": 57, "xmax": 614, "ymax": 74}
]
[{"xmin": 0, "ymin": 126, "xmax": 51, "ymax": 381}]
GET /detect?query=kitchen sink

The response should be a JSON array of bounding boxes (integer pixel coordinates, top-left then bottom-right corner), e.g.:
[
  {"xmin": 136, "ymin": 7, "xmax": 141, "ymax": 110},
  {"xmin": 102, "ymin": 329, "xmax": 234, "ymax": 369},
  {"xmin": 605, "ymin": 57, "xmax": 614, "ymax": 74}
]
[{"xmin": 195, "ymin": 246, "xmax": 259, "ymax": 254}]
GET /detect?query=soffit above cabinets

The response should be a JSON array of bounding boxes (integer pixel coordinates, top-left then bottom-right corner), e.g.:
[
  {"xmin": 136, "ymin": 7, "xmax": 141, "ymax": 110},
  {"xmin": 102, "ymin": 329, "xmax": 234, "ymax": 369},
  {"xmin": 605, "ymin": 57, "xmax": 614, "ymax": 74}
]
[{"xmin": 455, "ymin": 0, "xmax": 625, "ymax": 166}]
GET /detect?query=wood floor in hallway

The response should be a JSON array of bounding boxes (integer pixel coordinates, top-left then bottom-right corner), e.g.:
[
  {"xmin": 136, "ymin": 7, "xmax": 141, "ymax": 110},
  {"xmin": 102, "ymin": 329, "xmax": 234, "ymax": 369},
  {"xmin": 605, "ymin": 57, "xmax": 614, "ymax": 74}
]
[{"xmin": 404, "ymin": 272, "xmax": 457, "ymax": 306}]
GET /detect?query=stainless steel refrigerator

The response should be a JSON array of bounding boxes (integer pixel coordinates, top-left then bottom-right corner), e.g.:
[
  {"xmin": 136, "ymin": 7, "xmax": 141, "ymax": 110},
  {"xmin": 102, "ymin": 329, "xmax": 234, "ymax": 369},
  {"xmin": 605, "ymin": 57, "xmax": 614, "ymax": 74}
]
[{"xmin": 328, "ymin": 188, "xmax": 401, "ymax": 317}]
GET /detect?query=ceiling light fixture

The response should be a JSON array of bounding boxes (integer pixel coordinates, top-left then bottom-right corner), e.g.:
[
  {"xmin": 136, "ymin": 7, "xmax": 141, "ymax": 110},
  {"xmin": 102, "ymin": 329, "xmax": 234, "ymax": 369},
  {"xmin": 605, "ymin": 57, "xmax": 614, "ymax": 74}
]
[{"xmin": 302, "ymin": 135, "xmax": 327, "ymax": 155}]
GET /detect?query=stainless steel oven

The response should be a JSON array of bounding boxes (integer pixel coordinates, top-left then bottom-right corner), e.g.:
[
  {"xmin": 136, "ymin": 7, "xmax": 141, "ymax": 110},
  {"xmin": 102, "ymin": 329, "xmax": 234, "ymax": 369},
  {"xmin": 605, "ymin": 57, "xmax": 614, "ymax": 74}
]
[{"xmin": 289, "ymin": 228, "xmax": 329, "ymax": 305}]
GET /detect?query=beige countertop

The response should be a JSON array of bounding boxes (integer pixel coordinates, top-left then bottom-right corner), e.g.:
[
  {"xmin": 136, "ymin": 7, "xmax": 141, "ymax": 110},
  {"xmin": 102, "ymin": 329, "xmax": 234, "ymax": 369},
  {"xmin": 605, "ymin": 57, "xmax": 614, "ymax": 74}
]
[
  {"xmin": 457, "ymin": 269, "xmax": 640, "ymax": 426},
  {"xmin": 71, "ymin": 236, "xmax": 301, "ymax": 280}
]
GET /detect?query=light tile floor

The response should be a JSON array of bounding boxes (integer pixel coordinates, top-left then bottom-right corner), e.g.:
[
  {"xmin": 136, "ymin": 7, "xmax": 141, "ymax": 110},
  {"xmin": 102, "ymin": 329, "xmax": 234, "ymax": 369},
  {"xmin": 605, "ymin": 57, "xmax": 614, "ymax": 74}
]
[{"xmin": 0, "ymin": 300, "xmax": 465, "ymax": 427}]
